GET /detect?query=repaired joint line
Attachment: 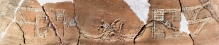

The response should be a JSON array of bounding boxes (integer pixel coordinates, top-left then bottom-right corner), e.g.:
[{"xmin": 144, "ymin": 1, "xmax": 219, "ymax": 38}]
[
  {"xmin": 133, "ymin": 24, "xmax": 146, "ymax": 44},
  {"xmin": 16, "ymin": 22, "xmax": 26, "ymax": 44},
  {"xmin": 0, "ymin": 0, "xmax": 24, "ymax": 42},
  {"xmin": 189, "ymin": 34, "xmax": 195, "ymax": 45},
  {"xmin": 41, "ymin": 6, "xmax": 63, "ymax": 45}
]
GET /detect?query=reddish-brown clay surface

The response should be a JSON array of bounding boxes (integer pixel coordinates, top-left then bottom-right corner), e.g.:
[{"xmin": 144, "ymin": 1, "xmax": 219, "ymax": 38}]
[{"xmin": 0, "ymin": 0, "xmax": 219, "ymax": 45}]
